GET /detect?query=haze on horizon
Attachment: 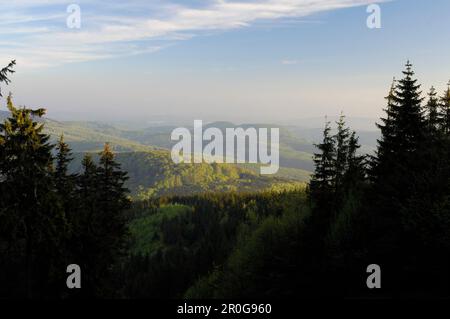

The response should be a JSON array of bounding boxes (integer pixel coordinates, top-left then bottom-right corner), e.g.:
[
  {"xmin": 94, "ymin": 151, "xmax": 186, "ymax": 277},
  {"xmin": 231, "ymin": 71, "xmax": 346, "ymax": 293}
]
[{"xmin": 1, "ymin": 0, "xmax": 449, "ymax": 123}]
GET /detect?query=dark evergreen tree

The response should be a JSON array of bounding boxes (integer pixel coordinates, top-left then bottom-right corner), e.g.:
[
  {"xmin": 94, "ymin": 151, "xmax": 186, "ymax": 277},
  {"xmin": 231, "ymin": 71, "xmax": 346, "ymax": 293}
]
[
  {"xmin": 67, "ymin": 154, "xmax": 98, "ymax": 297},
  {"xmin": 367, "ymin": 62, "xmax": 450, "ymax": 294},
  {"xmin": 79, "ymin": 154, "xmax": 97, "ymax": 194},
  {"xmin": 76, "ymin": 144, "xmax": 130, "ymax": 297},
  {"xmin": 0, "ymin": 94, "xmax": 67, "ymax": 298},
  {"xmin": 97, "ymin": 143, "xmax": 131, "ymax": 248},
  {"xmin": 425, "ymin": 86, "xmax": 440, "ymax": 137},
  {"xmin": 370, "ymin": 78, "xmax": 397, "ymax": 181},
  {"xmin": 309, "ymin": 120, "xmax": 336, "ymax": 209},
  {"xmin": 334, "ymin": 114, "xmax": 350, "ymax": 200},
  {"xmin": 372, "ymin": 62, "xmax": 425, "ymax": 197},
  {"xmin": 0, "ymin": 60, "xmax": 13, "ymax": 241},
  {"xmin": 308, "ymin": 119, "xmax": 339, "ymax": 258},
  {"xmin": 344, "ymin": 131, "xmax": 366, "ymax": 187},
  {"xmin": 55, "ymin": 135, "xmax": 76, "ymax": 207},
  {"xmin": 0, "ymin": 61, "xmax": 131, "ymax": 298},
  {"xmin": 54, "ymin": 135, "xmax": 79, "ymax": 296},
  {"xmin": 391, "ymin": 61, "xmax": 425, "ymax": 154},
  {"xmin": 440, "ymin": 81, "xmax": 450, "ymax": 135}
]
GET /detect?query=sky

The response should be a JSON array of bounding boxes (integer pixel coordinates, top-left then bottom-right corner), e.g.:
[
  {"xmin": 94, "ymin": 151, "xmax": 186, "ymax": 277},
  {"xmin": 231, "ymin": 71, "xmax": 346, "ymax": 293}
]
[{"xmin": 1, "ymin": 0, "xmax": 450, "ymax": 124}]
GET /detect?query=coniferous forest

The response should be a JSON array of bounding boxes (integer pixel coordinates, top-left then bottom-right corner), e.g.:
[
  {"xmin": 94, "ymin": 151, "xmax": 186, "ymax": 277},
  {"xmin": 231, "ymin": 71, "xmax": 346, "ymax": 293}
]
[{"xmin": 1, "ymin": 60, "xmax": 450, "ymax": 299}]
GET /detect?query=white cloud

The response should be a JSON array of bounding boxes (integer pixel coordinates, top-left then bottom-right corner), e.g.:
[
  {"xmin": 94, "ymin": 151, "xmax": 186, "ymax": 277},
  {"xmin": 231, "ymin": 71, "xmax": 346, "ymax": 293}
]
[
  {"xmin": 281, "ymin": 59, "xmax": 299, "ymax": 65},
  {"xmin": 0, "ymin": 0, "xmax": 384, "ymax": 68}
]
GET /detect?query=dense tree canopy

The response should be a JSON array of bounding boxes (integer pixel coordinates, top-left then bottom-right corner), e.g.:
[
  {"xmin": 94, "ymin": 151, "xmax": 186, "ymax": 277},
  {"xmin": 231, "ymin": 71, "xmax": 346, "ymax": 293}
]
[{"xmin": 0, "ymin": 62, "xmax": 131, "ymax": 298}]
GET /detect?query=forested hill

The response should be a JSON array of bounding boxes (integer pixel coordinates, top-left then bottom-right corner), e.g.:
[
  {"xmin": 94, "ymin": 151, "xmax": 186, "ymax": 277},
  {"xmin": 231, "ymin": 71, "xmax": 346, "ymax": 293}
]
[
  {"xmin": 2, "ymin": 107, "xmax": 379, "ymax": 197},
  {"xmin": 39, "ymin": 116, "xmax": 377, "ymax": 178},
  {"xmin": 2, "ymin": 107, "xmax": 377, "ymax": 196},
  {"xmin": 38, "ymin": 117, "xmax": 311, "ymax": 197},
  {"xmin": 38, "ymin": 115, "xmax": 379, "ymax": 164},
  {"xmin": 69, "ymin": 150, "xmax": 302, "ymax": 198}
]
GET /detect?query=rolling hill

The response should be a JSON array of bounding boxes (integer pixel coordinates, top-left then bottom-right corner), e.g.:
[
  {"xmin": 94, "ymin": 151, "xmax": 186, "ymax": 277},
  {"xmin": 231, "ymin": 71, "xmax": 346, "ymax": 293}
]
[
  {"xmin": 2, "ymin": 109, "xmax": 381, "ymax": 197},
  {"xmin": 69, "ymin": 150, "xmax": 302, "ymax": 198}
]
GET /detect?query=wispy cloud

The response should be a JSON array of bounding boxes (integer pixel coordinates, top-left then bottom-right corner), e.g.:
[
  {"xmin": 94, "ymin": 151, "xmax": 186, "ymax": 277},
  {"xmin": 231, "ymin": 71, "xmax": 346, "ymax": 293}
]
[
  {"xmin": 0, "ymin": 0, "xmax": 382, "ymax": 68},
  {"xmin": 281, "ymin": 59, "xmax": 300, "ymax": 65}
]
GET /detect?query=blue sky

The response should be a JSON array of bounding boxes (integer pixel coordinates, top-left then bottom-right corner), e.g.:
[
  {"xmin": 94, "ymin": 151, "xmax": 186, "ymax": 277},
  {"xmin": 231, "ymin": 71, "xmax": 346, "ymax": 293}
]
[{"xmin": 1, "ymin": 0, "xmax": 450, "ymax": 123}]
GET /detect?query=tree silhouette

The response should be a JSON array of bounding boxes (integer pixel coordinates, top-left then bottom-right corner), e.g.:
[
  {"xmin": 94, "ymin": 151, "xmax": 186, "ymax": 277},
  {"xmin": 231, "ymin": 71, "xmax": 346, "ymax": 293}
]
[
  {"xmin": 425, "ymin": 86, "xmax": 440, "ymax": 136},
  {"xmin": 0, "ymin": 94, "xmax": 67, "ymax": 298},
  {"xmin": 440, "ymin": 81, "xmax": 450, "ymax": 135}
]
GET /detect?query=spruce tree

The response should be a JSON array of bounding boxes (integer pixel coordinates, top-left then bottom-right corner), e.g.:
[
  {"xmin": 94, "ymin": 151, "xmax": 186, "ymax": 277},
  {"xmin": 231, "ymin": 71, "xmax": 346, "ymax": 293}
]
[
  {"xmin": 373, "ymin": 62, "xmax": 425, "ymax": 187},
  {"xmin": 369, "ymin": 62, "xmax": 431, "ymax": 285},
  {"xmin": 391, "ymin": 61, "xmax": 425, "ymax": 153},
  {"xmin": 77, "ymin": 154, "xmax": 98, "ymax": 219},
  {"xmin": 79, "ymin": 144, "xmax": 130, "ymax": 296},
  {"xmin": 98, "ymin": 143, "xmax": 130, "ymax": 208},
  {"xmin": 0, "ymin": 60, "xmax": 13, "ymax": 244},
  {"xmin": 97, "ymin": 143, "xmax": 130, "ymax": 248},
  {"xmin": 344, "ymin": 131, "xmax": 366, "ymax": 187},
  {"xmin": 0, "ymin": 94, "xmax": 67, "ymax": 298},
  {"xmin": 55, "ymin": 135, "xmax": 76, "ymax": 202},
  {"xmin": 309, "ymin": 120, "xmax": 337, "ymax": 234},
  {"xmin": 72, "ymin": 154, "xmax": 99, "ymax": 297},
  {"xmin": 54, "ymin": 135, "xmax": 78, "ymax": 286},
  {"xmin": 334, "ymin": 114, "xmax": 350, "ymax": 196},
  {"xmin": 425, "ymin": 86, "xmax": 440, "ymax": 137},
  {"xmin": 371, "ymin": 78, "xmax": 397, "ymax": 179},
  {"xmin": 310, "ymin": 121, "xmax": 336, "ymax": 205},
  {"xmin": 440, "ymin": 81, "xmax": 450, "ymax": 135}
]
